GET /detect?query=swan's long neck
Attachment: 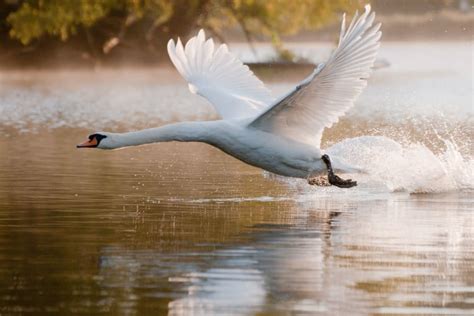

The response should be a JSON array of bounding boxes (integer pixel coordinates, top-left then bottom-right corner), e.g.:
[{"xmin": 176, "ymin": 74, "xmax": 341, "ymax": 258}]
[{"xmin": 104, "ymin": 121, "xmax": 217, "ymax": 149}]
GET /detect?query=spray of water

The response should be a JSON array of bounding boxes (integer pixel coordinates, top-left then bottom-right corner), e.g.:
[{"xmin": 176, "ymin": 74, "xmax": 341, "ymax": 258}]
[{"xmin": 326, "ymin": 135, "xmax": 473, "ymax": 194}]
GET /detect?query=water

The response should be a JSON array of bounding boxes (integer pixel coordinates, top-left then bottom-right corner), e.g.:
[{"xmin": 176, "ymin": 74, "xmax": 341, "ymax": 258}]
[{"xmin": 0, "ymin": 42, "xmax": 473, "ymax": 315}]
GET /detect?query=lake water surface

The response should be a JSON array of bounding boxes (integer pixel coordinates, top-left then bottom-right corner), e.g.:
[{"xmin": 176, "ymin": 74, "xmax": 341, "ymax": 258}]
[{"xmin": 0, "ymin": 42, "xmax": 473, "ymax": 315}]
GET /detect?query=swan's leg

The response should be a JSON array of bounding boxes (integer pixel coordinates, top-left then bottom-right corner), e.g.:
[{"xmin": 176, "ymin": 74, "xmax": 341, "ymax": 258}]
[{"xmin": 321, "ymin": 154, "xmax": 357, "ymax": 188}]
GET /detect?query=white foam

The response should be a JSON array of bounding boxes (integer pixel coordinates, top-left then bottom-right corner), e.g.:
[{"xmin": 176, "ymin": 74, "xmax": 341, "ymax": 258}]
[{"xmin": 326, "ymin": 136, "xmax": 473, "ymax": 194}]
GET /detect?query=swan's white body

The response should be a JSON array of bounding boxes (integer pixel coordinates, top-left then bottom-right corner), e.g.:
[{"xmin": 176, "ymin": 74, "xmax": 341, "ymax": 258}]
[
  {"xmin": 100, "ymin": 120, "xmax": 329, "ymax": 178},
  {"xmin": 83, "ymin": 5, "xmax": 381, "ymax": 180}
]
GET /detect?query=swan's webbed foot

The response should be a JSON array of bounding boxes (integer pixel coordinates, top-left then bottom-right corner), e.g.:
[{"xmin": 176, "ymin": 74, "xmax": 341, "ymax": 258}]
[
  {"xmin": 321, "ymin": 154, "xmax": 357, "ymax": 189},
  {"xmin": 327, "ymin": 173, "xmax": 357, "ymax": 188}
]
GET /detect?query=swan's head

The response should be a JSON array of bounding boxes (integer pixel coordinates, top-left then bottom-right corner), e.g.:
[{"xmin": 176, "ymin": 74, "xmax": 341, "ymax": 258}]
[{"xmin": 77, "ymin": 132, "xmax": 113, "ymax": 149}]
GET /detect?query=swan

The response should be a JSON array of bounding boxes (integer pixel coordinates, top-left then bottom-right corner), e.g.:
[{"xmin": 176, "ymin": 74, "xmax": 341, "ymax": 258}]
[{"xmin": 77, "ymin": 5, "xmax": 381, "ymax": 188}]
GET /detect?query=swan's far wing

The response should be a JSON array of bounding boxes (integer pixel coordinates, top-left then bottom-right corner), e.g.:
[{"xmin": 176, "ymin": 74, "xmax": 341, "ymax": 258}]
[
  {"xmin": 249, "ymin": 5, "xmax": 381, "ymax": 147},
  {"xmin": 167, "ymin": 30, "xmax": 273, "ymax": 120}
]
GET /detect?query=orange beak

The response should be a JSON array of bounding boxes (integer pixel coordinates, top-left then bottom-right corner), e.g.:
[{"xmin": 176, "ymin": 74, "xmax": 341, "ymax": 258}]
[{"xmin": 76, "ymin": 137, "xmax": 98, "ymax": 148}]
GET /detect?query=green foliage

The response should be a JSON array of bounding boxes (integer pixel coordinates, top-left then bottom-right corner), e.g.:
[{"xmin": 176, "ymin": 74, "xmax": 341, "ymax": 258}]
[
  {"xmin": 8, "ymin": 0, "xmax": 121, "ymax": 44},
  {"xmin": 5, "ymin": 0, "xmax": 358, "ymax": 55}
]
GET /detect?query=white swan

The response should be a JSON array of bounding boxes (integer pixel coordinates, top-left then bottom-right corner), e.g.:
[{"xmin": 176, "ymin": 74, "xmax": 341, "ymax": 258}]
[{"xmin": 77, "ymin": 5, "xmax": 381, "ymax": 188}]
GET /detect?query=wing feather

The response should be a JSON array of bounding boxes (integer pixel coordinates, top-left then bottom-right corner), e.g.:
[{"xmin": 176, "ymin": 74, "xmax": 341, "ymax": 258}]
[
  {"xmin": 167, "ymin": 30, "xmax": 274, "ymax": 120},
  {"xmin": 249, "ymin": 5, "xmax": 381, "ymax": 147}
]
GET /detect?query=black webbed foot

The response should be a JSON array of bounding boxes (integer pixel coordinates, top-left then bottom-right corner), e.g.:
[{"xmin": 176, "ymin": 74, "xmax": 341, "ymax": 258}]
[
  {"xmin": 321, "ymin": 154, "xmax": 357, "ymax": 189},
  {"xmin": 327, "ymin": 173, "xmax": 357, "ymax": 188}
]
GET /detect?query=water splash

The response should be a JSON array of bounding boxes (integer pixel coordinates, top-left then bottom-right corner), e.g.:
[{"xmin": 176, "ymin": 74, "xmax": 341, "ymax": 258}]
[{"xmin": 326, "ymin": 136, "xmax": 473, "ymax": 194}]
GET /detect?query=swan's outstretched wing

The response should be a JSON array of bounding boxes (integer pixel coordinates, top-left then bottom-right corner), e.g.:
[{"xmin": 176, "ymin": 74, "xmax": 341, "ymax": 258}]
[
  {"xmin": 249, "ymin": 5, "xmax": 381, "ymax": 147},
  {"xmin": 167, "ymin": 30, "xmax": 273, "ymax": 120}
]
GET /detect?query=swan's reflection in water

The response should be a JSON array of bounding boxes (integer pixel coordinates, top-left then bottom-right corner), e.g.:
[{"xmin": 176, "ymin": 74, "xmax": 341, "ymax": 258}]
[
  {"xmin": 168, "ymin": 254, "xmax": 266, "ymax": 315},
  {"xmin": 92, "ymin": 193, "xmax": 473, "ymax": 315}
]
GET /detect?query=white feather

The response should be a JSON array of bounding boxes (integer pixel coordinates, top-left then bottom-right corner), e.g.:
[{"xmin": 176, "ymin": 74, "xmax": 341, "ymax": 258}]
[
  {"xmin": 167, "ymin": 30, "xmax": 274, "ymax": 120},
  {"xmin": 249, "ymin": 4, "xmax": 382, "ymax": 148}
]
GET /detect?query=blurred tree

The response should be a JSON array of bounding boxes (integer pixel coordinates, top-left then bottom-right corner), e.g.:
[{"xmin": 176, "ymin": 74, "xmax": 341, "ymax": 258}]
[
  {"xmin": 7, "ymin": 0, "xmax": 120, "ymax": 44},
  {"xmin": 3, "ymin": 0, "xmax": 359, "ymax": 63}
]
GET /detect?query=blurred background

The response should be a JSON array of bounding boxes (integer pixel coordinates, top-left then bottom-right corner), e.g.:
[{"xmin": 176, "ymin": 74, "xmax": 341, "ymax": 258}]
[{"xmin": 0, "ymin": 0, "xmax": 472, "ymax": 67}]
